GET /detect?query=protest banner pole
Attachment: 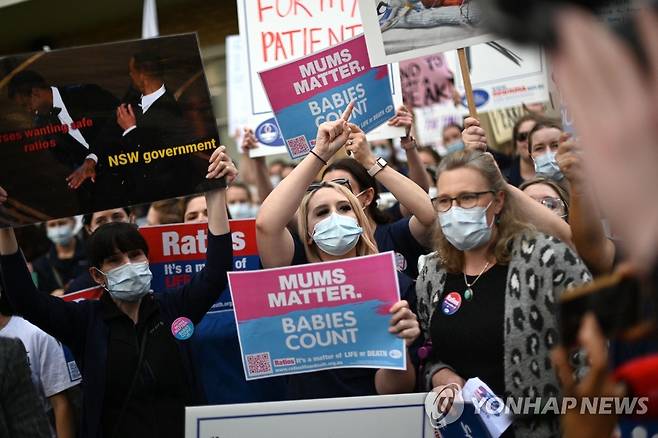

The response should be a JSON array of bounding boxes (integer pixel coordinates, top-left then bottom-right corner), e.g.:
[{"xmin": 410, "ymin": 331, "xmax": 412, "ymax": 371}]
[
  {"xmin": 0, "ymin": 52, "xmax": 45, "ymax": 90},
  {"xmin": 457, "ymin": 48, "xmax": 477, "ymax": 118}
]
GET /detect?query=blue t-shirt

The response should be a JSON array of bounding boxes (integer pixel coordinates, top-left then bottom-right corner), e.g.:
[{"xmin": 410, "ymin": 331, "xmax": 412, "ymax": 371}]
[
  {"xmin": 374, "ymin": 217, "xmax": 429, "ymax": 280},
  {"xmin": 286, "ymin": 234, "xmax": 416, "ymax": 400},
  {"xmin": 190, "ymin": 287, "xmax": 287, "ymax": 404}
]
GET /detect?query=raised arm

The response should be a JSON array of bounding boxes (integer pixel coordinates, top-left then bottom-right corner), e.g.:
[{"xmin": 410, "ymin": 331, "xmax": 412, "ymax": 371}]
[
  {"xmin": 240, "ymin": 128, "xmax": 274, "ymax": 203},
  {"xmin": 168, "ymin": 147, "xmax": 236, "ymax": 323},
  {"xmin": 556, "ymin": 135, "xmax": 615, "ymax": 274},
  {"xmin": 346, "ymin": 124, "xmax": 436, "ymax": 246},
  {"xmin": 256, "ymin": 103, "xmax": 354, "ymax": 268},
  {"xmin": 0, "ymin": 223, "xmax": 89, "ymax": 352},
  {"xmin": 389, "ymin": 106, "xmax": 431, "ymax": 193}
]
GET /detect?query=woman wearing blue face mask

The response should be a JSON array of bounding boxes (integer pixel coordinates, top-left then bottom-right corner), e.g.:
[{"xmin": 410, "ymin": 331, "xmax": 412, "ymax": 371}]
[
  {"xmin": 416, "ymin": 150, "xmax": 591, "ymax": 438},
  {"xmin": 32, "ymin": 216, "xmax": 88, "ymax": 296},
  {"xmin": 0, "ymin": 147, "xmax": 236, "ymax": 438},
  {"xmin": 528, "ymin": 120, "xmax": 565, "ymax": 181},
  {"xmin": 256, "ymin": 102, "xmax": 422, "ymax": 399}
]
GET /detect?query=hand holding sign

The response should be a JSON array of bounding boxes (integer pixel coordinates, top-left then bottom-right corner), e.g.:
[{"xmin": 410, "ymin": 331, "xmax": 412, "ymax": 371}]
[
  {"xmin": 314, "ymin": 101, "xmax": 354, "ymax": 159},
  {"xmin": 207, "ymin": 145, "xmax": 238, "ymax": 184},
  {"xmin": 462, "ymin": 117, "xmax": 488, "ymax": 152},
  {"xmin": 387, "ymin": 106, "xmax": 414, "ymax": 138},
  {"xmin": 388, "ymin": 300, "xmax": 420, "ymax": 346}
]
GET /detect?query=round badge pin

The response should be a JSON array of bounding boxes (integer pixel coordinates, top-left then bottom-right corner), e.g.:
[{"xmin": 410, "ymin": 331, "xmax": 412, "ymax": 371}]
[
  {"xmin": 171, "ymin": 317, "xmax": 194, "ymax": 340},
  {"xmin": 441, "ymin": 292, "xmax": 462, "ymax": 315}
]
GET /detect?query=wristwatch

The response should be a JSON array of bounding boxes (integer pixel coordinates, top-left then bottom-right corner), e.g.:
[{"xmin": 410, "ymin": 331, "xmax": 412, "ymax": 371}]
[{"xmin": 368, "ymin": 157, "xmax": 388, "ymax": 177}]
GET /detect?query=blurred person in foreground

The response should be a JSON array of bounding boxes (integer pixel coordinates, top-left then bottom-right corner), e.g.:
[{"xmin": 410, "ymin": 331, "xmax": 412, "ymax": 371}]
[{"xmin": 548, "ymin": 5, "xmax": 658, "ymax": 438}]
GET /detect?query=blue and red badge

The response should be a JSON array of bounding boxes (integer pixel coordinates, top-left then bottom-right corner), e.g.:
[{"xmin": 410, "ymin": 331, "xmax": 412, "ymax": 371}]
[
  {"xmin": 441, "ymin": 292, "xmax": 462, "ymax": 315},
  {"xmin": 171, "ymin": 317, "xmax": 194, "ymax": 340}
]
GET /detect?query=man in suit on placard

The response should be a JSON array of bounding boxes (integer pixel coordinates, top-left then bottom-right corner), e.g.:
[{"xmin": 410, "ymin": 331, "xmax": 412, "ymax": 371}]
[
  {"xmin": 116, "ymin": 51, "xmax": 199, "ymax": 204},
  {"xmin": 8, "ymin": 71, "xmax": 126, "ymax": 211}
]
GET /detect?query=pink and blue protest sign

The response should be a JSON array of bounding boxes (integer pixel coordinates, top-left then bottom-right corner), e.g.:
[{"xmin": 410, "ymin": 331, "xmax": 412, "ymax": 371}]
[
  {"xmin": 139, "ymin": 219, "xmax": 259, "ymax": 290},
  {"xmin": 228, "ymin": 252, "xmax": 405, "ymax": 380},
  {"xmin": 259, "ymin": 35, "xmax": 396, "ymax": 159}
]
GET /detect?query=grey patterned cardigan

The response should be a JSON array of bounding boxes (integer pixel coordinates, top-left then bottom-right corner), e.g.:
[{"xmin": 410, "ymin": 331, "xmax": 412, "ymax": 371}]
[{"xmin": 416, "ymin": 232, "xmax": 592, "ymax": 438}]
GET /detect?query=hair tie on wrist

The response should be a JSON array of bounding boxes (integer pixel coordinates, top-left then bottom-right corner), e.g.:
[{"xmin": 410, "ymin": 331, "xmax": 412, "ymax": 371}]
[{"xmin": 309, "ymin": 150, "xmax": 327, "ymax": 166}]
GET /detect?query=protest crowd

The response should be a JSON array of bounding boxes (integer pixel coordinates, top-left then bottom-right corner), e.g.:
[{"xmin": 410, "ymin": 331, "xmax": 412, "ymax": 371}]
[{"xmin": 1, "ymin": 2, "xmax": 658, "ymax": 438}]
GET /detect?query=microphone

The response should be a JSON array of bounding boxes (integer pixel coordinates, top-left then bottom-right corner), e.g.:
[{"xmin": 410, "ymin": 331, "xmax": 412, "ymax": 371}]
[{"xmin": 614, "ymin": 354, "xmax": 658, "ymax": 418}]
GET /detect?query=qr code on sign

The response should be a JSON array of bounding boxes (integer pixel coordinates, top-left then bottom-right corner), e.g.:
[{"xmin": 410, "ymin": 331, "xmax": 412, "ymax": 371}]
[
  {"xmin": 246, "ymin": 352, "xmax": 273, "ymax": 376},
  {"xmin": 286, "ymin": 135, "xmax": 310, "ymax": 159}
]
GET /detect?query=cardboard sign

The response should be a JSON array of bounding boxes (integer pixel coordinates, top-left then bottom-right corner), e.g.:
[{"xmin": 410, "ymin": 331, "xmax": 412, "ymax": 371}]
[
  {"xmin": 260, "ymin": 36, "xmax": 396, "ymax": 159},
  {"xmin": 185, "ymin": 393, "xmax": 435, "ymax": 438},
  {"xmin": 228, "ymin": 252, "xmax": 405, "ymax": 380},
  {"xmin": 400, "ymin": 53, "xmax": 457, "ymax": 109},
  {"xmin": 236, "ymin": 0, "xmax": 404, "ymax": 157},
  {"xmin": 445, "ymin": 40, "xmax": 549, "ymax": 113},
  {"xmin": 357, "ymin": 0, "xmax": 495, "ymax": 66},
  {"xmin": 0, "ymin": 34, "xmax": 222, "ymax": 227},
  {"xmin": 138, "ymin": 219, "xmax": 259, "ymax": 290}
]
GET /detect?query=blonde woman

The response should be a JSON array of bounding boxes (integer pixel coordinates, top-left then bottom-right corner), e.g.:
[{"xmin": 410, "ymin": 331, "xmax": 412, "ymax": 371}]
[
  {"xmin": 417, "ymin": 150, "xmax": 591, "ymax": 437},
  {"xmin": 256, "ymin": 104, "xmax": 420, "ymax": 399}
]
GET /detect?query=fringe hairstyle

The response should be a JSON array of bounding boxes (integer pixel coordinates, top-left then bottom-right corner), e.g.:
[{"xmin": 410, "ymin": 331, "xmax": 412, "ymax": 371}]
[
  {"xmin": 433, "ymin": 150, "xmax": 534, "ymax": 273},
  {"xmin": 297, "ymin": 182, "xmax": 378, "ymax": 263}
]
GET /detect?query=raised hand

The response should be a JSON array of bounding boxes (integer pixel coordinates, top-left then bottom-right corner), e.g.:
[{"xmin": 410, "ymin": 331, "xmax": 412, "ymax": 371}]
[
  {"xmin": 207, "ymin": 145, "xmax": 238, "ymax": 184},
  {"xmin": 313, "ymin": 101, "xmax": 355, "ymax": 159}
]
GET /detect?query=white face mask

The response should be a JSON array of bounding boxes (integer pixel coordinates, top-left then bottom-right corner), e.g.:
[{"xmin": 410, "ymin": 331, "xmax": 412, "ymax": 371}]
[
  {"xmin": 228, "ymin": 202, "xmax": 258, "ymax": 219},
  {"xmin": 97, "ymin": 262, "xmax": 152, "ymax": 302},
  {"xmin": 312, "ymin": 213, "xmax": 363, "ymax": 256},
  {"xmin": 270, "ymin": 175, "xmax": 282, "ymax": 187},
  {"xmin": 47, "ymin": 224, "xmax": 75, "ymax": 246},
  {"xmin": 438, "ymin": 201, "xmax": 494, "ymax": 251},
  {"xmin": 533, "ymin": 151, "xmax": 564, "ymax": 180}
]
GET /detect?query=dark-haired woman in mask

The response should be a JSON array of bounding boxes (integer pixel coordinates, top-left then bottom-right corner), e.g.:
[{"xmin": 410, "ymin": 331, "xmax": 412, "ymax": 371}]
[{"xmin": 0, "ymin": 147, "xmax": 236, "ymax": 438}]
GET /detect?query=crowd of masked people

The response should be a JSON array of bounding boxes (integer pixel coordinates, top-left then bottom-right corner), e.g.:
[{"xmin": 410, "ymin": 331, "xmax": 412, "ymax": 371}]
[{"xmin": 2, "ymin": 9, "xmax": 658, "ymax": 438}]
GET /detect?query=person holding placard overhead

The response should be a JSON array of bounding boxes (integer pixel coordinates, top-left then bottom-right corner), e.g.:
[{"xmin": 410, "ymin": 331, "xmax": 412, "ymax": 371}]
[
  {"xmin": 416, "ymin": 149, "xmax": 591, "ymax": 437},
  {"xmin": 0, "ymin": 148, "xmax": 236, "ymax": 438},
  {"xmin": 256, "ymin": 102, "xmax": 421, "ymax": 399}
]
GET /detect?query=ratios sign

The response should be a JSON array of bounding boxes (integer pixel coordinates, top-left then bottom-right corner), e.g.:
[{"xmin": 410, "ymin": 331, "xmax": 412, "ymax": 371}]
[{"xmin": 140, "ymin": 219, "xmax": 259, "ymax": 290}]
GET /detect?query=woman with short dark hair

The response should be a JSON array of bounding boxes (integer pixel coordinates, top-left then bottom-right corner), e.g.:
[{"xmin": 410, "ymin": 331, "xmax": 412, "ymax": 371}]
[{"xmin": 0, "ymin": 147, "xmax": 236, "ymax": 438}]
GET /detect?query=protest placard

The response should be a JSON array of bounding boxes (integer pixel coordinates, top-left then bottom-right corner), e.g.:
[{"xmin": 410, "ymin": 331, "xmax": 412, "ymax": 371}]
[
  {"xmin": 260, "ymin": 36, "xmax": 396, "ymax": 159},
  {"xmin": 139, "ymin": 219, "xmax": 259, "ymax": 290},
  {"xmin": 186, "ymin": 393, "xmax": 434, "ymax": 438},
  {"xmin": 400, "ymin": 53, "xmax": 457, "ymax": 109},
  {"xmin": 236, "ymin": 0, "xmax": 404, "ymax": 157},
  {"xmin": 226, "ymin": 35, "xmax": 250, "ymax": 141},
  {"xmin": 357, "ymin": 0, "xmax": 495, "ymax": 66},
  {"xmin": 446, "ymin": 40, "xmax": 548, "ymax": 113},
  {"xmin": 0, "ymin": 34, "xmax": 222, "ymax": 227},
  {"xmin": 228, "ymin": 252, "xmax": 405, "ymax": 380}
]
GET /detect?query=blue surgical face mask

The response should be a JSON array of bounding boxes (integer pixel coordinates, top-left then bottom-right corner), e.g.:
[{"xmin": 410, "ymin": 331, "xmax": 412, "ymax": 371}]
[
  {"xmin": 438, "ymin": 202, "xmax": 494, "ymax": 251},
  {"xmin": 534, "ymin": 151, "xmax": 564, "ymax": 180},
  {"xmin": 312, "ymin": 213, "xmax": 363, "ymax": 256},
  {"xmin": 47, "ymin": 224, "xmax": 75, "ymax": 246},
  {"xmin": 98, "ymin": 262, "xmax": 152, "ymax": 302},
  {"xmin": 446, "ymin": 139, "xmax": 465, "ymax": 154},
  {"xmin": 228, "ymin": 202, "xmax": 258, "ymax": 219},
  {"xmin": 372, "ymin": 145, "xmax": 392, "ymax": 160}
]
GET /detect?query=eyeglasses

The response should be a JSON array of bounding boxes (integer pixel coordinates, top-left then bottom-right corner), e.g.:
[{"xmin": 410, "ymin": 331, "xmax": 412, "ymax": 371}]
[
  {"xmin": 307, "ymin": 178, "xmax": 353, "ymax": 194},
  {"xmin": 516, "ymin": 131, "xmax": 530, "ymax": 142},
  {"xmin": 432, "ymin": 191, "xmax": 495, "ymax": 212},
  {"xmin": 538, "ymin": 196, "xmax": 566, "ymax": 212}
]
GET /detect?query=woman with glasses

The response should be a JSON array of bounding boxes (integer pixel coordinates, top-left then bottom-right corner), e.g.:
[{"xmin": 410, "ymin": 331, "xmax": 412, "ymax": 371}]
[
  {"xmin": 417, "ymin": 150, "xmax": 591, "ymax": 437},
  {"xmin": 520, "ymin": 177, "xmax": 570, "ymax": 221},
  {"xmin": 256, "ymin": 104, "xmax": 422, "ymax": 399}
]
